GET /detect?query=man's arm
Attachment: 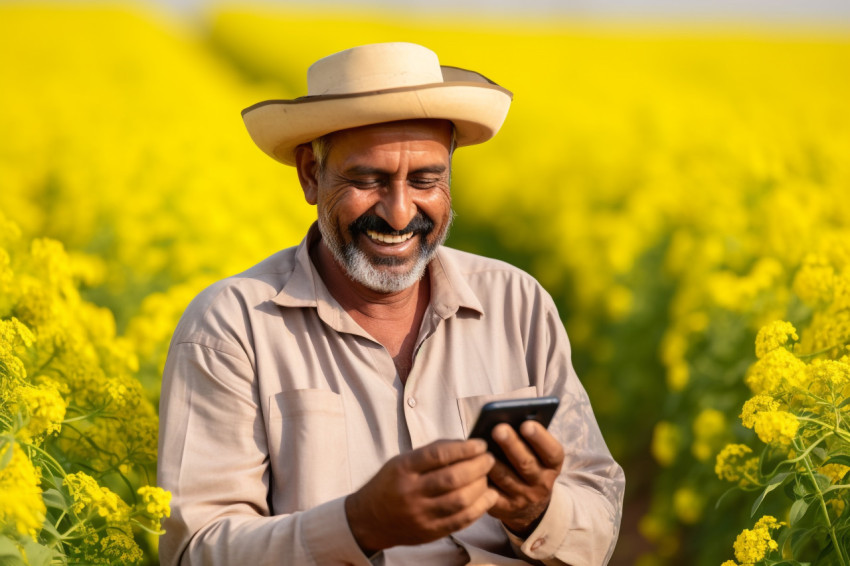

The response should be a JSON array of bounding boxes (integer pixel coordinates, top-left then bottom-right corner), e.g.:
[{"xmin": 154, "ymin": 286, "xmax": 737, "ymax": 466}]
[
  {"xmin": 486, "ymin": 288, "xmax": 626, "ymax": 566},
  {"xmin": 158, "ymin": 339, "xmax": 373, "ymax": 566},
  {"xmin": 159, "ymin": 337, "xmax": 501, "ymax": 565}
]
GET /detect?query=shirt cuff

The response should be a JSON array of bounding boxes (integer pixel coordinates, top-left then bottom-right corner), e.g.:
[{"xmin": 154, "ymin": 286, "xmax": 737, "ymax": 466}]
[
  {"xmin": 300, "ymin": 496, "xmax": 373, "ymax": 566},
  {"xmin": 502, "ymin": 482, "xmax": 571, "ymax": 560}
]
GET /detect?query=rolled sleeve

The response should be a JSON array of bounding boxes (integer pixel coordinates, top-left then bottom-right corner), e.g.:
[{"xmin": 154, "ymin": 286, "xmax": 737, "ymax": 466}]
[{"xmin": 503, "ymin": 481, "xmax": 622, "ymax": 565}]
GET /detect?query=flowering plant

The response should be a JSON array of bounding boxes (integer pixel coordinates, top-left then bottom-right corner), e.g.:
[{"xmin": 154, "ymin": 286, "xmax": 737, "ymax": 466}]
[
  {"xmin": 0, "ymin": 215, "xmax": 170, "ymax": 565},
  {"xmin": 716, "ymin": 316, "xmax": 850, "ymax": 565}
]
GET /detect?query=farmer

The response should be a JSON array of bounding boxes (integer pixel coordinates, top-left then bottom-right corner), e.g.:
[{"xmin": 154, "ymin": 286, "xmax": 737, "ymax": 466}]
[{"xmin": 158, "ymin": 42, "xmax": 624, "ymax": 565}]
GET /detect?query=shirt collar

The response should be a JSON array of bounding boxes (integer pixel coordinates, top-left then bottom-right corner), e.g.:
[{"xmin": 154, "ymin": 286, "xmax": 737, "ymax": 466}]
[{"xmin": 271, "ymin": 223, "xmax": 484, "ymax": 332}]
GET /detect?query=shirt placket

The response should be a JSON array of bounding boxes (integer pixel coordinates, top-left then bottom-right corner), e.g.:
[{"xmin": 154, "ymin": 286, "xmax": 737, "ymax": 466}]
[{"xmin": 401, "ymin": 308, "xmax": 445, "ymax": 449}]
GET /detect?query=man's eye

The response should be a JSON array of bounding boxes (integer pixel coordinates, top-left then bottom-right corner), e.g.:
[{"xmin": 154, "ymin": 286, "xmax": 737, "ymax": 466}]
[
  {"xmin": 410, "ymin": 178, "xmax": 439, "ymax": 188},
  {"xmin": 351, "ymin": 178, "xmax": 381, "ymax": 188}
]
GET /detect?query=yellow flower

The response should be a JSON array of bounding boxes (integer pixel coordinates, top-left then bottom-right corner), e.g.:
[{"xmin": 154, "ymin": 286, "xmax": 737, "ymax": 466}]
[
  {"xmin": 99, "ymin": 531, "xmax": 144, "ymax": 564},
  {"xmin": 14, "ymin": 379, "xmax": 67, "ymax": 440},
  {"xmin": 715, "ymin": 444, "xmax": 758, "ymax": 486},
  {"xmin": 137, "ymin": 485, "xmax": 172, "ymax": 524},
  {"xmin": 804, "ymin": 359, "xmax": 850, "ymax": 399},
  {"xmin": 818, "ymin": 463, "xmax": 850, "ymax": 484},
  {"xmin": 721, "ymin": 561, "xmax": 739, "ymax": 566},
  {"xmin": 754, "ymin": 320, "xmax": 798, "ymax": 359},
  {"xmin": 0, "ymin": 442, "xmax": 45, "ymax": 539},
  {"xmin": 64, "ymin": 472, "xmax": 129, "ymax": 523},
  {"xmin": 739, "ymin": 394, "xmax": 779, "ymax": 429},
  {"xmin": 692, "ymin": 408, "xmax": 726, "ymax": 461},
  {"xmin": 793, "ymin": 254, "xmax": 835, "ymax": 308},
  {"xmin": 751, "ymin": 411, "xmax": 799, "ymax": 445},
  {"xmin": 732, "ymin": 516, "xmax": 783, "ymax": 564},
  {"xmin": 673, "ymin": 486, "xmax": 705, "ymax": 524},
  {"xmin": 651, "ymin": 421, "xmax": 682, "ymax": 467},
  {"xmin": 745, "ymin": 348, "xmax": 805, "ymax": 395}
]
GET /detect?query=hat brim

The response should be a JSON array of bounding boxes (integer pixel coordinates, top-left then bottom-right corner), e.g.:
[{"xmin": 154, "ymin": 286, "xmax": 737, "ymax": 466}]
[{"xmin": 242, "ymin": 81, "xmax": 513, "ymax": 166}]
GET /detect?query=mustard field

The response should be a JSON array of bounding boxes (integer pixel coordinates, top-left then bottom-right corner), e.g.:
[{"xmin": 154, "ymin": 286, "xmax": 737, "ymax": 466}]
[{"xmin": 1, "ymin": 4, "xmax": 849, "ymax": 564}]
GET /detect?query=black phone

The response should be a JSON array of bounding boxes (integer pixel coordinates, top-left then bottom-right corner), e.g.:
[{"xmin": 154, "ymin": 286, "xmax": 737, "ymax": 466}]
[{"xmin": 468, "ymin": 396, "xmax": 559, "ymax": 464}]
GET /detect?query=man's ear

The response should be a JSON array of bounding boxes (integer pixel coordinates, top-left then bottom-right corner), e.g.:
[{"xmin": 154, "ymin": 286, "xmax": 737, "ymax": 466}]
[{"xmin": 294, "ymin": 144, "xmax": 319, "ymax": 205}]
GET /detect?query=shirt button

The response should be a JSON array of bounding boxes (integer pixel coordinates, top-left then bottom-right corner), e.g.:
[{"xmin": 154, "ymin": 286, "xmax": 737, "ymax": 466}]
[
  {"xmin": 407, "ymin": 397, "xmax": 417, "ymax": 408},
  {"xmin": 530, "ymin": 538, "xmax": 545, "ymax": 551}
]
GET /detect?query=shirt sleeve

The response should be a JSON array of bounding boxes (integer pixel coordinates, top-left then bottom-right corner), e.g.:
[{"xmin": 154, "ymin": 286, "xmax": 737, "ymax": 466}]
[
  {"xmin": 504, "ymin": 288, "xmax": 626, "ymax": 565},
  {"xmin": 157, "ymin": 338, "xmax": 372, "ymax": 566}
]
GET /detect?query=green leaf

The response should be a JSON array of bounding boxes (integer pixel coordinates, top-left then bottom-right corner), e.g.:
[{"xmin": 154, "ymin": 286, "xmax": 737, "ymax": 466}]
[
  {"xmin": 0, "ymin": 441, "xmax": 12, "ymax": 471},
  {"xmin": 0, "ymin": 536, "xmax": 25, "ymax": 566},
  {"xmin": 752, "ymin": 472, "xmax": 790, "ymax": 516},
  {"xmin": 790, "ymin": 527, "xmax": 818, "ymax": 558},
  {"xmin": 40, "ymin": 489, "xmax": 67, "ymax": 512},
  {"xmin": 19, "ymin": 541, "xmax": 52, "ymax": 566},
  {"xmin": 824, "ymin": 454, "xmax": 850, "ymax": 467},
  {"xmin": 715, "ymin": 486, "xmax": 739, "ymax": 510},
  {"xmin": 789, "ymin": 499, "xmax": 810, "ymax": 526}
]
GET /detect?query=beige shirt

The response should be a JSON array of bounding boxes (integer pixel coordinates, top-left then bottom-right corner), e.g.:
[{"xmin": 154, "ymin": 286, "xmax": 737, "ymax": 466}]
[{"xmin": 158, "ymin": 224, "xmax": 625, "ymax": 566}]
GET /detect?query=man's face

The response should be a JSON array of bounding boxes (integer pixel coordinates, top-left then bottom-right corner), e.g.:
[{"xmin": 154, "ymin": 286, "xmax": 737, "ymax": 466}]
[{"xmin": 306, "ymin": 119, "xmax": 454, "ymax": 293}]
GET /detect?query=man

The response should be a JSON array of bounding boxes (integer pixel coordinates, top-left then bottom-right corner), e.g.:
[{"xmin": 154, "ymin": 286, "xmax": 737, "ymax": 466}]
[{"xmin": 158, "ymin": 42, "xmax": 624, "ymax": 565}]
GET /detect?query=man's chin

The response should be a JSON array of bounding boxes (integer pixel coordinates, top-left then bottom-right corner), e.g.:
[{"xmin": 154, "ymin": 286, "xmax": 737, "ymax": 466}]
[{"xmin": 342, "ymin": 247, "xmax": 429, "ymax": 293}]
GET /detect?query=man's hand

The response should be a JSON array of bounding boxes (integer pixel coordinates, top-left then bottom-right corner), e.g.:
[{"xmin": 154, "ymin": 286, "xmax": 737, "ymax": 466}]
[
  {"xmin": 487, "ymin": 420, "xmax": 564, "ymax": 535},
  {"xmin": 345, "ymin": 439, "xmax": 499, "ymax": 554}
]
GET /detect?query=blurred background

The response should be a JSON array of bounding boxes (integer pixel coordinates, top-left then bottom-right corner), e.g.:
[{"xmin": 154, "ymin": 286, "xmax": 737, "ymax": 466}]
[{"xmin": 1, "ymin": 0, "xmax": 849, "ymax": 564}]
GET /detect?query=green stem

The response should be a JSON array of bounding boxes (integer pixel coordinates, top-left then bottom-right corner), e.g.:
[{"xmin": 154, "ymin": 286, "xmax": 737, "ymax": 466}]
[
  {"xmin": 797, "ymin": 341, "xmax": 850, "ymax": 360},
  {"xmin": 794, "ymin": 437, "xmax": 848, "ymax": 566}
]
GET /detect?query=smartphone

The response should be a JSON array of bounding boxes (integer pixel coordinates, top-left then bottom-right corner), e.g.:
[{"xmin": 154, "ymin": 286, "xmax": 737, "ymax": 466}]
[{"xmin": 468, "ymin": 396, "xmax": 559, "ymax": 464}]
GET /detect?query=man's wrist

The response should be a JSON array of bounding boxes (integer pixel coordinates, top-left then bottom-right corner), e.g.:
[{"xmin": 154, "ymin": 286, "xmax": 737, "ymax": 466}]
[
  {"xmin": 344, "ymin": 492, "xmax": 382, "ymax": 556},
  {"xmin": 502, "ymin": 499, "xmax": 550, "ymax": 538}
]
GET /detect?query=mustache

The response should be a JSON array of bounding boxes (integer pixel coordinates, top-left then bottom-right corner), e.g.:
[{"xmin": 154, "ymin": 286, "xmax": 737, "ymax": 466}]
[{"xmin": 349, "ymin": 213, "xmax": 435, "ymax": 236}]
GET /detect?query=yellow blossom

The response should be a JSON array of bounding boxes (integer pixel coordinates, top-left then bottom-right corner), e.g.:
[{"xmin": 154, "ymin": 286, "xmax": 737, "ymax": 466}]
[
  {"xmin": 137, "ymin": 485, "xmax": 172, "ymax": 529},
  {"xmin": 673, "ymin": 486, "xmax": 705, "ymax": 524},
  {"xmin": 692, "ymin": 408, "xmax": 726, "ymax": 461},
  {"xmin": 715, "ymin": 444, "xmax": 759, "ymax": 486},
  {"xmin": 732, "ymin": 516, "xmax": 783, "ymax": 564},
  {"xmin": 651, "ymin": 421, "xmax": 682, "ymax": 467},
  {"xmin": 751, "ymin": 411, "xmax": 799, "ymax": 445},
  {"xmin": 745, "ymin": 348, "xmax": 806, "ymax": 395},
  {"xmin": 739, "ymin": 394, "xmax": 779, "ymax": 429},
  {"xmin": 793, "ymin": 254, "xmax": 836, "ymax": 308},
  {"xmin": 754, "ymin": 320, "xmax": 798, "ymax": 359},
  {"xmin": 14, "ymin": 380, "xmax": 67, "ymax": 439},
  {"xmin": 818, "ymin": 463, "xmax": 850, "ymax": 484},
  {"xmin": 0, "ymin": 442, "xmax": 45, "ymax": 539}
]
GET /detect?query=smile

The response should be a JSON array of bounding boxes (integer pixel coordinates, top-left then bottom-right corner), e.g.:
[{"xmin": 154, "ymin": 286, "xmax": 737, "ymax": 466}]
[{"xmin": 365, "ymin": 230, "xmax": 415, "ymax": 244}]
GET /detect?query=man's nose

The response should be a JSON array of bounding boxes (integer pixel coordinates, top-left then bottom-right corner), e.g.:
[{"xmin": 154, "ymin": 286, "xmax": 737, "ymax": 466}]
[{"xmin": 376, "ymin": 182, "xmax": 416, "ymax": 231}]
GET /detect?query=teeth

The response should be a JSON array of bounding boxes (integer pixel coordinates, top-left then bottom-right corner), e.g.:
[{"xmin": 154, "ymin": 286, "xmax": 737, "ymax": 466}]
[{"xmin": 366, "ymin": 230, "xmax": 414, "ymax": 244}]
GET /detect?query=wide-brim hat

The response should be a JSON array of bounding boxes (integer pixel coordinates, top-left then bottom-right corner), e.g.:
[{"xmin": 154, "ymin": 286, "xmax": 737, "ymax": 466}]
[{"xmin": 241, "ymin": 42, "xmax": 513, "ymax": 166}]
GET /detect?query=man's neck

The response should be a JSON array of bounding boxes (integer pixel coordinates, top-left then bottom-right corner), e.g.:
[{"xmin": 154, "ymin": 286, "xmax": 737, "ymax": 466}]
[{"xmin": 311, "ymin": 240, "xmax": 427, "ymax": 320}]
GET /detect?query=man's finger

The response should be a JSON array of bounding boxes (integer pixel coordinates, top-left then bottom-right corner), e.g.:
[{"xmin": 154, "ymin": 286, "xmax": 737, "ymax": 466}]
[
  {"xmin": 492, "ymin": 423, "xmax": 543, "ymax": 482},
  {"xmin": 420, "ymin": 452, "xmax": 495, "ymax": 496},
  {"xmin": 431, "ymin": 486, "xmax": 500, "ymax": 534},
  {"xmin": 405, "ymin": 438, "xmax": 489, "ymax": 473},
  {"xmin": 519, "ymin": 420, "xmax": 564, "ymax": 470}
]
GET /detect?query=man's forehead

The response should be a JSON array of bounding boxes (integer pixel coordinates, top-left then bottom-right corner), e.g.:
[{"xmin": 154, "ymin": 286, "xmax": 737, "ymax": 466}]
[{"xmin": 325, "ymin": 119, "xmax": 454, "ymax": 147}]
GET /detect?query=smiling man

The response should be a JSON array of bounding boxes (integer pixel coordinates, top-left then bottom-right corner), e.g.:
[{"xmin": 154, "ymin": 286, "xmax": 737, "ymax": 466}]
[{"xmin": 158, "ymin": 43, "xmax": 624, "ymax": 566}]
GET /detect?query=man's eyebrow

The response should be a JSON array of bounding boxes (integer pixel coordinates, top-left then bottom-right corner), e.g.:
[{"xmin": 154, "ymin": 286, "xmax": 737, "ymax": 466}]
[
  {"xmin": 411, "ymin": 165, "xmax": 448, "ymax": 175},
  {"xmin": 342, "ymin": 164, "xmax": 448, "ymax": 176}
]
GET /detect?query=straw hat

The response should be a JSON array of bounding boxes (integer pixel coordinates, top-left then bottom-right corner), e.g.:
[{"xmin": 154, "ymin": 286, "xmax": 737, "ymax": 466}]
[{"xmin": 241, "ymin": 42, "xmax": 513, "ymax": 166}]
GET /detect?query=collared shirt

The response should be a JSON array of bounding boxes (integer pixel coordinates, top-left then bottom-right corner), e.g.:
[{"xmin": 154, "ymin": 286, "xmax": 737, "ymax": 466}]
[{"xmin": 158, "ymin": 224, "xmax": 625, "ymax": 566}]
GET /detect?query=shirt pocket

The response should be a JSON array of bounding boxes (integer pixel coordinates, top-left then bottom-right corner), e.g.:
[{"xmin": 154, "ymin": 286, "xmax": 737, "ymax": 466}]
[
  {"xmin": 456, "ymin": 386, "xmax": 539, "ymax": 438},
  {"xmin": 267, "ymin": 388, "xmax": 351, "ymax": 513}
]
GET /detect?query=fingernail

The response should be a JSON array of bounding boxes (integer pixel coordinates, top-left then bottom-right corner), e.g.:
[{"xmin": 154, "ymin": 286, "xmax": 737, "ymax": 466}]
[
  {"xmin": 471, "ymin": 438, "xmax": 488, "ymax": 451},
  {"xmin": 523, "ymin": 422, "xmax": 536, "ymax": 436},
  {"xmin": 493, "ymin": 425, "xmax": 508, "ymax": 441}
]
